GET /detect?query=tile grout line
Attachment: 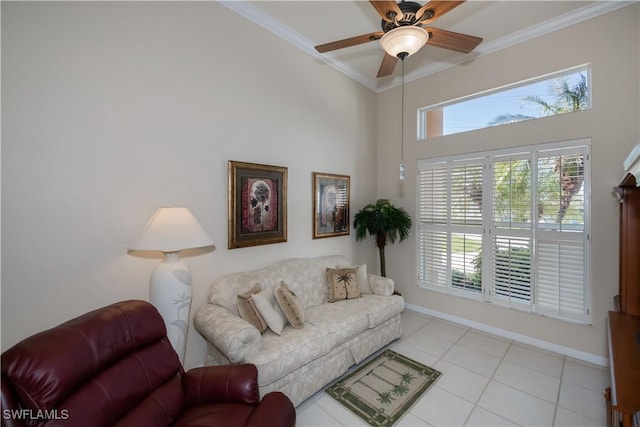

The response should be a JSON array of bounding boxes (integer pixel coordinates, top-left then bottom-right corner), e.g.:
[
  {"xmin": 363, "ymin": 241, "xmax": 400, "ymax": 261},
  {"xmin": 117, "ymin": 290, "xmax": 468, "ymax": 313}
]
[
  {"xmin": 551, "ymin": 355, "xmax": 566, "ymax": 426},
  {"xmin": 463, "ymin": 338, "xmax": 522, "ymax": 426},
  {"xmin": 553, "ymin": 360, "xmax": 611, "ymax": 425}
]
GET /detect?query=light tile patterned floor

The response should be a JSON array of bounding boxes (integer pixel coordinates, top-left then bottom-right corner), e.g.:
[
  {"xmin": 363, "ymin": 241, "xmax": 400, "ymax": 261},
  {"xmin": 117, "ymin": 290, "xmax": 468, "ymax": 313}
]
[{"xmin": 295, "ymin": 310, "xmax": 609, "ymax": 427}]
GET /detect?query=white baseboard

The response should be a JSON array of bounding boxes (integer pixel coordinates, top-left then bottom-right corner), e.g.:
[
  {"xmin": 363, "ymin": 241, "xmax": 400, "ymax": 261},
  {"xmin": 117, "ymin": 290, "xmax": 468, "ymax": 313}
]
[{"xmin": 404, "ymin": 303, "xmax": 609, "ymax": 367}]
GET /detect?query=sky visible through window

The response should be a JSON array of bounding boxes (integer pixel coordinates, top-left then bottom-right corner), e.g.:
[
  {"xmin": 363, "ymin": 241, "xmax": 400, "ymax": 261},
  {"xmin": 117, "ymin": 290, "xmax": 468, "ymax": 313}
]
[
  {"xmin": 423, "ymin": 68, "xmax": 589, "ymax": 137},
  {"xmin": 444, "ymin": 81, "xmax": 550, "ymax": 134}
]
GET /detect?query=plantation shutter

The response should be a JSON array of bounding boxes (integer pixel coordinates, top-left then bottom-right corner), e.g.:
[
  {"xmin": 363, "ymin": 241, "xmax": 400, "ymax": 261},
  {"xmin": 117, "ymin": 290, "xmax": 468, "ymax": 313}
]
[
  {"xmin": 450, "ymin": 162, "xmax": 483, "ymax": 226},
  {"xmin": 417, "ymin": 140, "xmax": 590, "ymax": 324},
  {"xmin": 450, "ymin": 161, "xmax": 484, "ymax": 293},
  {"xmin": 535, "ymin": 146, "xmax": 589, "ymax": 322},
  {"xmin": 418, "ymin": 165, "xmax": 448, "ymax": 288},
  {"xmin": 537, "ymin": 240, "xmax": 587, "ymax": 321},
  {"xmin": 489, "ymin": 156, "xmax": 533, "ymax": 308},
  {"xmin": 491, "ymin": 236, "xmax": 532, "ymax": 303}
]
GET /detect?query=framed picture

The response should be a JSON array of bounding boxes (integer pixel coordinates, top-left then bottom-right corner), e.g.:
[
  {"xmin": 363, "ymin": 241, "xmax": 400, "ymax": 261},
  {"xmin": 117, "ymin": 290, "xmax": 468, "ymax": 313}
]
[
  {"xmin": 228, "ymin": 161, "xmax": 287, "ymax": 249},
  {"xmin": 313, "ymin": 172, "xmax": 350, "ymax": 239}
]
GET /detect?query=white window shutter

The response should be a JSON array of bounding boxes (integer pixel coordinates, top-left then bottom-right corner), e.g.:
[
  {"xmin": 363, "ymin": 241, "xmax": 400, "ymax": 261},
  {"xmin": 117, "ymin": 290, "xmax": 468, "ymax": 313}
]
[
  {"xmin": 419, "ymin": 229, "xmax": 448, "ymax": 288},
  {"xmin": 451, "ymin": 163, "xmax": 483, "ymax": 226},
  {"xmin": 418, "ymin": 167, "xmax": 448, "ymax": 288},
  {"xmin": 419, "ymin": 167, "xmax": 447, "ymax": 224},
  {"xmin": 537, "ymin": 240, "xmax": 587, "ymax": 322},
  {"xmin": 491, "ymin": 235, "xmax": 532, "ymax": 304},
  {"xmin": 417, "ymin": 140, "xmax": 590, "ymax": 324}
]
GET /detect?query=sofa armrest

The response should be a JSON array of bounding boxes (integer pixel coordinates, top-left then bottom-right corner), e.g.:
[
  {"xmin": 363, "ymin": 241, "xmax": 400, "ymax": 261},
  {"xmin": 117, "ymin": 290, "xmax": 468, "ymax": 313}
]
[
  {"xmin": 194, "ymin": 304, "xmax": 262, "ymax": 363},
  {"xmin": 245, "ymin": 391, "xmax": 296, "ymax": 427},
  {"xmin": 368, "ymin": 273, "xmax": 395, "ymax": 296},
  {"xmin": 184, "ymin": 364, "xmax": 259, "ymax": 407}
]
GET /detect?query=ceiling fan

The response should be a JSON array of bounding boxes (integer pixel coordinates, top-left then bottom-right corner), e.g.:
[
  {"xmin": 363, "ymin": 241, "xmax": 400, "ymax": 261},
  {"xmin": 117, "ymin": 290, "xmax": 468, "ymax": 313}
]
[{"xmin": 314, "ymin": 0, "xmax": 483, "ymax": 78}]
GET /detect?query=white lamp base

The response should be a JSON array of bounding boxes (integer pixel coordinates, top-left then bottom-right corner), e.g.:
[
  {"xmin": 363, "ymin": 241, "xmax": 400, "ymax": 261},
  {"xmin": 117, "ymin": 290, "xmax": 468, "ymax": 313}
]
[{"xmin": 149, "ymin": 252, "xmax": 192, "ymax": 363}]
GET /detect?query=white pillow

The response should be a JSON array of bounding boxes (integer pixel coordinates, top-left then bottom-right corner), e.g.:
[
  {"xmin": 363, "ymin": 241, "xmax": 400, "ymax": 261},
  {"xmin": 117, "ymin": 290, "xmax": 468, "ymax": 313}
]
[
  {"xmin": 252, "ymin": 288, "xmax": 288, "ymax": 335},
  {"xmin": 356, "ymin": 264, "xmax": 372, "ymax": 294}
]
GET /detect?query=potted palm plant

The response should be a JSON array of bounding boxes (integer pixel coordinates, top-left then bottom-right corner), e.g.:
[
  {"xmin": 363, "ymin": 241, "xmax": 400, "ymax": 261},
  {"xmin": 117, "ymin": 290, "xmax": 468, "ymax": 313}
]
[{"xmin": 354, "ymin": 199, "xmax": 412, "ymax": 277}]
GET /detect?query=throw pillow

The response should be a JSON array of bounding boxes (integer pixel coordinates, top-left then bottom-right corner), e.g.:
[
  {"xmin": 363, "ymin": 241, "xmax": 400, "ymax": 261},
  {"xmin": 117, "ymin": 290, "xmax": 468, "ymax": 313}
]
[
  {"xmin": 355, "ymin": 264, "xmax": 372, "ymax": 294},
  {"xmin": 337, "ymin": 263, "xmax": 371, "ymax": 294},
  {"xmin": 326, "ymin": 267, "xmax": 360, "ymax": 302},
  {"xmin": 274, "ymin": 282, "xmax": 305, "ymax": 329},
  {"xmin": 236, "ymin": 284, "xmax": 268, "ymax": 333},
  {"xmin": 252, "ymin": 288, "xmax": 288, "ymax": 335}
]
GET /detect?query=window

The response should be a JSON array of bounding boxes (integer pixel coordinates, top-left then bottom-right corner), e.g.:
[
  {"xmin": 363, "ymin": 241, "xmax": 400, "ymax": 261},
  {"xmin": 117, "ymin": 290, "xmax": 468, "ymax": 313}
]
[
  {"xmin": 418, "ymin": 140, "xmax": 590, "ymax": 323},
  {"xmin": 417, "ymin": 66, "xmax": 591, "ymax": 139}
]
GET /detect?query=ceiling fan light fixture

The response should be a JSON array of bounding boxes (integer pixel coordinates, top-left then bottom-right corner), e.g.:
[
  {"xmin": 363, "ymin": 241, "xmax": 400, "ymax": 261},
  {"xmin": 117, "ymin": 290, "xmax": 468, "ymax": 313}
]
[{"xmin": 380, "ymin": 26, "xmax": 429, "ymax": 59}]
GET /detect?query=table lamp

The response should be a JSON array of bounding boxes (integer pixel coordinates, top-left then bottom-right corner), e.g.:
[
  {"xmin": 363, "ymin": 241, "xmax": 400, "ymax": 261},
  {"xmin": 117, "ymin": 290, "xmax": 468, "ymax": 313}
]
[{"xmin": 128, "ymin": 207, "xmax": 214, "ymax": 363}]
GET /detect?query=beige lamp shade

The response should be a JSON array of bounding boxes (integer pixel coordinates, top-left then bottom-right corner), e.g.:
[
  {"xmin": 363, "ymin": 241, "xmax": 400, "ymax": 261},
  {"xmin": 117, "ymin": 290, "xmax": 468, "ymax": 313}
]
[
  {"xmin": 380, "ymin": 26, "xmax": 429, "ymax": 59},
  {"xmin": 129, "ymin": 207, "xmax": 214, "ymax": 253}
]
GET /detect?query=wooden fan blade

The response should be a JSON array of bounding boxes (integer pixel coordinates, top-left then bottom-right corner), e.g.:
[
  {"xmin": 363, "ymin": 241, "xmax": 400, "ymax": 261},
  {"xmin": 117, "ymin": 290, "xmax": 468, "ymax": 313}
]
[
  {"xmin": 370, "ymin": 0, "xmax": 403, "ymax": 22},
  {"xmin": 425, "ymin": 27, "xmax": 482, "ymax": 53},
  {"xmin": 377, "ymin": 53, "xmax": 398, "ymax": 78},
  {"xmin": 315, "ymin": 32, "xmax": 384, "ymax": 53},
  {"xmin": 417, "ymin": 1, "xmax": 465, "ymax": 25}
]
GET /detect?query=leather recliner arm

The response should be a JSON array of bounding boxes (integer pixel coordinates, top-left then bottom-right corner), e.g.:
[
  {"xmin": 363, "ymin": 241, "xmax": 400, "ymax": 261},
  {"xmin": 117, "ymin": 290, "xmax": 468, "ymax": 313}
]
[
  {"xmin": 183, "ymin": 364, "xmax": 259, "ymax": 407},
  {"xmin": 245, "ymin": 392, "xmax": 296, "ymax": 427},
  {"xmin": 1, "ymin": 373, "xmax": 26, "ymax": 427}
]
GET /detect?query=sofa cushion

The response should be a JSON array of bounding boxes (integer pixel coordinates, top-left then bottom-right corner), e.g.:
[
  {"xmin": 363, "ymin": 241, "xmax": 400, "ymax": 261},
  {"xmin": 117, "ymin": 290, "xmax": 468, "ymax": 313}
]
[
  {"xmin": 237, "ymin": 285, "xmax": 267, "ymax": 333},
  {"xmin": 325, "ymin": 268, "xmax": 360, "ymax": 302},
  {"xmin": 305, "ymin": 301, "xmax": 369, "ymax": 346},
  {"xmin": 239, "ymin": 299, "xmax": 382, "ymax": 386},
  {"xmin": 252, "ymin": 290, "xmax": 288, "ymax": 335},
  {"xmin": 274, "ymin": 283, "xmax": 305, "ymax": 329},
  {"xmin": 346, "ymin": 294, "xmax": 404, "ymax": 328}
]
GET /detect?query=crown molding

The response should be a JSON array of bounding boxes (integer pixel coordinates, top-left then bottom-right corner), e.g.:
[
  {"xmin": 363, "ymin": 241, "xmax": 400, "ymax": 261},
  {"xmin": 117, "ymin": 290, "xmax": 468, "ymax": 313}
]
[
  {"xmin": 221, "ymin": 1, "xmax": 636, "ymax": 93},
  {"xmin": 219, "ymin": 1, "xmax": 379, "ymax": 91}
]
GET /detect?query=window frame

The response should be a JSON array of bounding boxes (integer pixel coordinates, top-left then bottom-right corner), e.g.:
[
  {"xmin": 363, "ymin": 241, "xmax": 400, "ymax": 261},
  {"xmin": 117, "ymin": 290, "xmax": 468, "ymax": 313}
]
[{"xmin": 417, "ymin": 65, "xmax": 592, "ymax": 140}]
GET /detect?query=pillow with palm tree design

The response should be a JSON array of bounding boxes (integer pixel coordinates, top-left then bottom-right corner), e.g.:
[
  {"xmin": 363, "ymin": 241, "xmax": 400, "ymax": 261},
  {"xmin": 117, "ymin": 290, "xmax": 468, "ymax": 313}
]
[{"xmin": 326, "ymin": 268, "xmax": 360, "ymax": 302}]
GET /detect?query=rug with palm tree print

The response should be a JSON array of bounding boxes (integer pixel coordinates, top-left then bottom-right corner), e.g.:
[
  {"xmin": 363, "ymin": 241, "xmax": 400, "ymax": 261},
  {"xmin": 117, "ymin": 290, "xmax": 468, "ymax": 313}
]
[{"xmin": 325, "ymin": 349, "xmax": 441, "ymax": 427}]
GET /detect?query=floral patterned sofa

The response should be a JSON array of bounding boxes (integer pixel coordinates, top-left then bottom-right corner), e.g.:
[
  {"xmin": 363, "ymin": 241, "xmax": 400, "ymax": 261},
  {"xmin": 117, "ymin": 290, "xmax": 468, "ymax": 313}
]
[{"xmin": 194, "ymin": 255, "xmax": 404, "ymax": 406}]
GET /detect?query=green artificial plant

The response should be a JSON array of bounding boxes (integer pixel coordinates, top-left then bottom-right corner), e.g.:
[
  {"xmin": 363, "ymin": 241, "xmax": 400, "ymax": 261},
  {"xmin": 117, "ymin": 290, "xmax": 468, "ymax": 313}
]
[{"xmin": 354, "ymin": 199, "xmax": 412, "ymax": 277}]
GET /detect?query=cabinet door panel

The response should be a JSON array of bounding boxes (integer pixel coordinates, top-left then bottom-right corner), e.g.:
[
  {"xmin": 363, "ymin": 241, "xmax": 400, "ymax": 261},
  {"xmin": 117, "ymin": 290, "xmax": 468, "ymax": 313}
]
[{"xmin": 620, "ymin": 187, "xmax": 640, "ymax": 315}]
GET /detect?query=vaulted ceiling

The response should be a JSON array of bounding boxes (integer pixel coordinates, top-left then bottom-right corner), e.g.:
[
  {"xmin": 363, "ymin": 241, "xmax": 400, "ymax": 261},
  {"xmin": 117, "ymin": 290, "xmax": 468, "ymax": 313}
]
[{"xmin": 221, "ymin": 1, "xmax": 634, "ymax": 92}]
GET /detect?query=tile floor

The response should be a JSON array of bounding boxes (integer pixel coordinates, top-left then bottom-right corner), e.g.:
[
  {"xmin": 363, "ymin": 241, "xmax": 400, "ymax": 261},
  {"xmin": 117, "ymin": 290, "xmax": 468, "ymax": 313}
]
[{"xmin": 295, "ymin": 310, "xmax": 609, "ymax": 427}]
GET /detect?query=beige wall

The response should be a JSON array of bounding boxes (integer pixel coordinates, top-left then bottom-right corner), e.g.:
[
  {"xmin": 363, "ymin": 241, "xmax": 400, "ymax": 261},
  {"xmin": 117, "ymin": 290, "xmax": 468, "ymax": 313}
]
[
  {"xmin": 2, "ymin": 1, "xmax": 639, "ymax": 369},
  {"xmin": 1, "ymin": 2, "xmax": 378, "ymax": 368},
  {"xmin": 377, "ymin": 4, "xmax": 639, "ymax": 362}
]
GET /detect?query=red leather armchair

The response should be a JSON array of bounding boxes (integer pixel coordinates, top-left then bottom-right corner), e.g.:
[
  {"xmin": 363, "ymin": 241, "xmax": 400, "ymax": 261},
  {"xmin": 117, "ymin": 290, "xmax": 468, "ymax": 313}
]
[{"xmin": 1, "ymin": 300, "xmax": 296, "ymax": 427}]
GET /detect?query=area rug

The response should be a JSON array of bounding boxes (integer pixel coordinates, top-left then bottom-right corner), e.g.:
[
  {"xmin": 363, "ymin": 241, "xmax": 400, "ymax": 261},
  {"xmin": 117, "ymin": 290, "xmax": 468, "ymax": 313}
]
[{"xmin": 325, "ymin": 349, "xmax": 442, "ymax": 427}]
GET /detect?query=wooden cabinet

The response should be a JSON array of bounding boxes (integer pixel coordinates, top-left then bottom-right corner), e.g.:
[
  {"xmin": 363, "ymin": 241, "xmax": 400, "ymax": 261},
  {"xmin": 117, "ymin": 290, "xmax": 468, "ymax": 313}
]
[
  {"xmin": 607, "ymin": 173, "xmax": 640, "ymax": 427},
  {"xmin": 616, "ymin": 175, "xmax": 640, "ymax": 315},
  {"xmin": 607, "ymin": 312, "xmax": 640, "ymax": 427}
]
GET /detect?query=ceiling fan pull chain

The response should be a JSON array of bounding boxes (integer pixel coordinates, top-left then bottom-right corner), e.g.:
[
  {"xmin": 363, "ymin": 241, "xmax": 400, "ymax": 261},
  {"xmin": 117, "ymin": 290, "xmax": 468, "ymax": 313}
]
[
  {"xmin": 400, "ymin": 58, "xmax": 406, "ymax": 181},
  {"xmin": 401, "ymin": 58, "xmax": 405, "ymax": 158}
]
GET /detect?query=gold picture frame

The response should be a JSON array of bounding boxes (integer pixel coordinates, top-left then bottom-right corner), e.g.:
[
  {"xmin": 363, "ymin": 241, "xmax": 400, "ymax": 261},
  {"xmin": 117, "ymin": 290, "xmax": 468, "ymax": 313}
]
[
  {"xmin": 313, "ymin": 172, "xmax": 350, "ymax": 239},
  {"xmin": 228, "ymin": 161, "xmax": 288, "ymax": 249}
]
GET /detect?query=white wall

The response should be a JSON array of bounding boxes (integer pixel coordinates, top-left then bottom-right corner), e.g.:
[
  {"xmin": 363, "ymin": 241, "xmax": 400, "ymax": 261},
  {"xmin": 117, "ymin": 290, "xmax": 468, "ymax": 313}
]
[
  {"xmin": 3, "ymin": 1, "xmax": 639, "ymax": 369},
  {"xmin": 377, "ymin": 4, "xmax": 640, "ymax": 361},
  {"xmin": 1, "ymin": 2, "xmax": 378, "ymax": 368}
]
